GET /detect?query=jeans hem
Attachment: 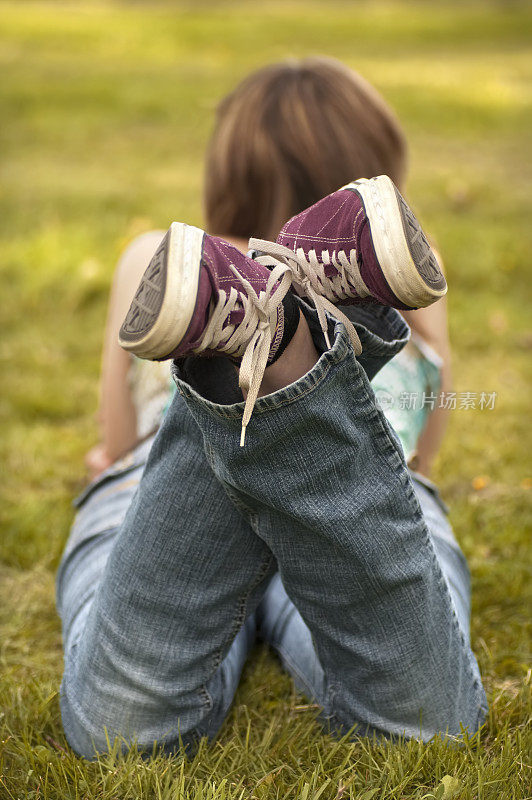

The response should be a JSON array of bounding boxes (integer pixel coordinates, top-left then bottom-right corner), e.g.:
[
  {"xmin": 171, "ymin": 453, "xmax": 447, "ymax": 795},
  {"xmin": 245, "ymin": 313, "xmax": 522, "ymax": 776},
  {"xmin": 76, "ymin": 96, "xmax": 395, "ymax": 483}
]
[
  {"xmin": 342, "ymin": 302, "xmax": 410, "ymax": 345},
  {"xmin": 172, "ymin": 315, "xmax": 354, "ymax": 421},
  {"xmin": 170, "ymin": 295, "xmax": 408, "ymax": 422}
]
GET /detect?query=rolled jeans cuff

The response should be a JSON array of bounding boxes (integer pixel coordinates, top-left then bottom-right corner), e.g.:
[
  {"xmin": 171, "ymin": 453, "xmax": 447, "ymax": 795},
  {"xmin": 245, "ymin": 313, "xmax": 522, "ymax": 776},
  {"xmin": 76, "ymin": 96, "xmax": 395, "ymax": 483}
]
[{"xmin": 171, "ymin": 300, "xmax": 410, "ymax": 415}]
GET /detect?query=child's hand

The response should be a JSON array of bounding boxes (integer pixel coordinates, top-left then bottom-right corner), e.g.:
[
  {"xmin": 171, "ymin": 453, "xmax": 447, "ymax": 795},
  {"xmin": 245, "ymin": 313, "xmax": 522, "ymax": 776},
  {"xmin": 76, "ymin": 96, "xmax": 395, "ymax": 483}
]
[{"xmin": 85, "ymin": 444, "xmax": 113, "ymax": 481}]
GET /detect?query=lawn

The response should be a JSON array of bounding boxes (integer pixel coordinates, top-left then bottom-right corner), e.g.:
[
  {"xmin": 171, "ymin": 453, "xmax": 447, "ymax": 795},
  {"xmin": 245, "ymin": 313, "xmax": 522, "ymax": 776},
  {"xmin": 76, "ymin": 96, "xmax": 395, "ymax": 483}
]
[{"xmin": 0, "ymin": 1, "xmax": 531, "ymax": 798}]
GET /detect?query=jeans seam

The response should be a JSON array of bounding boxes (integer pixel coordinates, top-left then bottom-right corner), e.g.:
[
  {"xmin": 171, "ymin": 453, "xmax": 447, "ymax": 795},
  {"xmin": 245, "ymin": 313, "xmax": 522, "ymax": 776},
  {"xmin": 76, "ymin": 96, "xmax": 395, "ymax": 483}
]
[
  {"xmin": 201, "ymin": 550, "xmax": 274, "ymax": 729},
  {"xmin": 251, "ymin": 361, "xmax": 341, "ymax": 414},
  {"xmin": 203, "ymin": 436, "xmax": 215, "ymax": 466},
  {"xmin": 231, "ymin": 551, "xmax": 273, "ymax": 650},
  {"xmin": 222, "ymin": 484, "xmax": 258, "ymax": 520},
  {"xmin": 210, "ymin": 549, "xmax": 273, "ymax": 675},
  {"xmin": 196, "ymin": 684, "xmax": 213, "ymax": 712}
]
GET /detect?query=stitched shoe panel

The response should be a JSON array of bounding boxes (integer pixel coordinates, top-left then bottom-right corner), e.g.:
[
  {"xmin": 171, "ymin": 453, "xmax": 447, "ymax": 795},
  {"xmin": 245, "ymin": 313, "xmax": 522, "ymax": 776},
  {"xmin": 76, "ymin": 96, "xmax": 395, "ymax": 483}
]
[
  {"xmin": 275, "ymin": 175, "xmax": 447, "ymax": 311},
  {"xmin": 277, "ymin": 188, "xmax": 362, "ymax": 267}
]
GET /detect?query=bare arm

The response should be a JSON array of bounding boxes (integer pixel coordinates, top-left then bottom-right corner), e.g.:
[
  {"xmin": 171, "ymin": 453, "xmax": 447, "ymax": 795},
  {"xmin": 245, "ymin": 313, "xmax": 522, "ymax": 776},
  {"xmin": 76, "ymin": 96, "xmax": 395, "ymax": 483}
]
[{"xmin": 88, "ymin": 231, "xmax": 165, "ymax": 475}]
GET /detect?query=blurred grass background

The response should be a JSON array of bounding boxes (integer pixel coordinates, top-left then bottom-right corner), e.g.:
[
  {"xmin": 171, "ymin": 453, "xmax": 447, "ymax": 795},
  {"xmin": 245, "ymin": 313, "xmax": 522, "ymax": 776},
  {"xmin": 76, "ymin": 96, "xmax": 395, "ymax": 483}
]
[{"xmin": 0, "ymin": 1, "xmax": 531, "ymax": 798}]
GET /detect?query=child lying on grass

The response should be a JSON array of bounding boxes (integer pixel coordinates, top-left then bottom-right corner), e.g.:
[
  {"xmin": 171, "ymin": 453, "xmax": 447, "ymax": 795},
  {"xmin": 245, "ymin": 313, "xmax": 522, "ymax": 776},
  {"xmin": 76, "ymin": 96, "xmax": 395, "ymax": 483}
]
[{"xmin": 57, "ymin": 57, "xmax": 486, "ymax": 758}]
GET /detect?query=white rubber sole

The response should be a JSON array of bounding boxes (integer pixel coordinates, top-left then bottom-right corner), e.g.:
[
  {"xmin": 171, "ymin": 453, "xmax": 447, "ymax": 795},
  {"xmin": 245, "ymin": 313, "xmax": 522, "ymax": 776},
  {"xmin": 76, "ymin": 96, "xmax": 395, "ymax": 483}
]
[
  {"xmin": 342, "ymin": 175, "xmax": 447, "ymax": 308},
  {"xmin": 118, "ymin": 222, "xmax": 205, "ymax": 359}
]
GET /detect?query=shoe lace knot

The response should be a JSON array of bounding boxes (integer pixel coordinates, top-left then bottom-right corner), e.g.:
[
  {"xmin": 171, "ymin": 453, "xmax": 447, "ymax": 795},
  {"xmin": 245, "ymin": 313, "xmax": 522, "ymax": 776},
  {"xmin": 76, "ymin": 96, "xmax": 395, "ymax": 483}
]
[
  {"xmin": 193, "ymin": 261, "xmax": 293, "ymax": 446},
  {"xmin": 249, "ymin": 238, "xmax": 364, "ymax": 355}
]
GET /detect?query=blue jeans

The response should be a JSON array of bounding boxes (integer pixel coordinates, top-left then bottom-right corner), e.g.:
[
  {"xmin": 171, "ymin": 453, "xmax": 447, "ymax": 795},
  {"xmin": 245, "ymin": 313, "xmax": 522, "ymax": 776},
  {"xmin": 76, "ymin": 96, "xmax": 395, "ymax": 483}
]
[{"xmin": 56, "ymin": 303, "xmax": 487, "ymax": 758}]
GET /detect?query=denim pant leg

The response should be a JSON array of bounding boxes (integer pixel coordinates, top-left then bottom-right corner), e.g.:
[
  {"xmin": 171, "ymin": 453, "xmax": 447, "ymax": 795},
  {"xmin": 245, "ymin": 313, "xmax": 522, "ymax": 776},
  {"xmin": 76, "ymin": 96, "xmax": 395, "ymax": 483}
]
[
  {"xmin": 255, "ymin": 475, "xmax": 473, "ymax": 711},
  {"xmin": 57, "ymin": 395, "xmax": 276, "ymax": 759},
  {"xmin": 173, "ymin": 304, "xmax": 488, "ymax": 741}
]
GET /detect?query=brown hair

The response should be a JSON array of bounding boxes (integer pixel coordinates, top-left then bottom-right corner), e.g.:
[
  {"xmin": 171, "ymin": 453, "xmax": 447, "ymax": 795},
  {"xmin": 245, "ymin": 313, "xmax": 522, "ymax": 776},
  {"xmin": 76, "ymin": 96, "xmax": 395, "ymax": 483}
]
[{"xmin": 204, "ymin": 57, "xmax": 407, "ymax": 242}]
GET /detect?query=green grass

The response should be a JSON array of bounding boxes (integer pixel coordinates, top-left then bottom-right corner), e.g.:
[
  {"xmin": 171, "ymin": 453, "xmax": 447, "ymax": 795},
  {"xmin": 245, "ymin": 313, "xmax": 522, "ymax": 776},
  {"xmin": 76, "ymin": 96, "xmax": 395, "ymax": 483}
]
[{"xmin": 1, "ymin": 1, "xmax": 531, "ymax": 797}]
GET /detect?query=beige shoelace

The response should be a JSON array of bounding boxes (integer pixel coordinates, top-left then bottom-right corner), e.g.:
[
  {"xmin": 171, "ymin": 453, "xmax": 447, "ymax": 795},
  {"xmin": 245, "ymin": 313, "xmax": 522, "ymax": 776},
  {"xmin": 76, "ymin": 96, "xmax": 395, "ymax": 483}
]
[
  {"xmin": 249, "ymin": 238, "xmax": 364, "ymax": 356},
  {"xmin": 193, "ymin": 261, "xmax": 293, "ymax": 446}
]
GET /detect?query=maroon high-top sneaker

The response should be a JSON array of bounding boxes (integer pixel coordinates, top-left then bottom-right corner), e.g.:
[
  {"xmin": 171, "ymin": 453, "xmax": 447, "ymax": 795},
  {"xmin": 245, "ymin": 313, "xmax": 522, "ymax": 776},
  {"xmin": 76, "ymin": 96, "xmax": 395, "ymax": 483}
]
[
  {"xmin": 249, "ymin": 175, "xmax": 446, "ymax": 348},
  {"xmin": 118, "ymin": 223, "xmax": 294, "ymax": 444}
]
